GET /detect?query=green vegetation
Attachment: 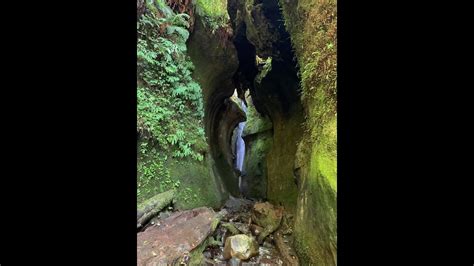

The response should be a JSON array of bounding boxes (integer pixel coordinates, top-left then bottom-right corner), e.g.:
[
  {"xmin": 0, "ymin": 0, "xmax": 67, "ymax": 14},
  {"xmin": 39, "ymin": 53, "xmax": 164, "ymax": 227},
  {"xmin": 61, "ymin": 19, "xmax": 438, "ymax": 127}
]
[
  {"xmin": 136, "ymin": 0, "xmax": 338, "ymax": 264},
  {"xmin": 279, "ymin": 0, "xmax": 337, "ymax": 264},
  {"xmin": 242, "ymin": 96, "xmax": 272, "ymax": 137},
  {"xmin": 137, "ymin": 146, "xmax": 220, "ymax": 208},
  {"xmin": 255, "ymin": 57, "xmax": 272, "ymax": 84},
  {"xmin": 195, "ymin": 0, "xmax": 229, "ymax": 32},
  {"xmin": 137, "ymin": 147, "xmax": 178, "ymax": 203},
  {"xmin": 137, "ymin": 0, "xmax": 219, "ymax": 208},
  {"xmin": 195, "ymin": 0, "xmax": 227, "ymax": 17},
  {"xmin": 137, "ymin": 7, "xmax": 205, "ymax": 161},
  {"xmin": 280, "ymin": 0, "xmax": 337, "ymax": 109}
]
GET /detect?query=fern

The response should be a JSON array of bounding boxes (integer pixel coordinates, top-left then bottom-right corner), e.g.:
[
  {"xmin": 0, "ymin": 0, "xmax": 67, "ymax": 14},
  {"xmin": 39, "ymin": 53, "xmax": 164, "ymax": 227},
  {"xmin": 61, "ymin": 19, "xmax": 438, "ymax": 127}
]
[
  {"xmin": 166, "ymin": 25, "xmax": 190, "ymax": 41},
  {"xmin": 137, "ymin": 6, "xmax": 205, "ymax": 161},
  {"xmin": 171, "ymin": 13, "xmax": 190, "ymax": 28}
]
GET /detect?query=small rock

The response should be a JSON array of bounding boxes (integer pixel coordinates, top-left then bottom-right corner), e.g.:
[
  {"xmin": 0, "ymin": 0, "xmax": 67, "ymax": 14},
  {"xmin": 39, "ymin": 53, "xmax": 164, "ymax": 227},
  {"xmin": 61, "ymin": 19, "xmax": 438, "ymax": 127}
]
[
  {"xmin": 159, "ymin": 211, "xmax": 172, "ymax": 219},
  {"xmin": 222, "ymin": 222, "xmax": 241, "ymax": 235},
  {"xmin": 228, "ymin": 257, "xmax": 241, "ymax": 266},
  {"xmin": 217, "ymin": 253, "xmax": 225, "ymax": 261},
  {"xmin": 249, "ymin": 224, "xmax": 263, "ymax": 236},
  {"xmin": 251, "ymin": 202, "xmax": 283, "ymax": 243},
  {"xmin": 223, "ymin": 234, "xmax": 259, "ymax": 260},
  {"xmin": 262, "ymin": 239, "xmax": 273, "ymax": 248},
  {"xmin": 234, "ymin": 222, "xmax": 250, "ymax": 234}
]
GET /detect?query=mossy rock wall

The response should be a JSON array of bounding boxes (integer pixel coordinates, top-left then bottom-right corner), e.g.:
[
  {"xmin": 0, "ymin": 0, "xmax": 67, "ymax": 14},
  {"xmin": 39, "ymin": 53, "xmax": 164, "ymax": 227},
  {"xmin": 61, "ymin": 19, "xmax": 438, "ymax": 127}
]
[
  {"xmin": 255, "ymin": 57, "xmax": 304, "ymax": 212},
  {"xmin": 241, "ymin": 95, "xmax": 273, "ymax": 200},
  {"xmin": 265, "ymin": 109, "xmax": 303, "ymax": 211},
  {"xmin": 187, "ymin": 11, "xmax": 241, "ymax": 197},
  {"xmin": 242, "ymin": 130, "xmax": 272, "ymax": 199},
  {"xmin": 280, "ymin": 0, "xmax": 337, "ymax": 264},
  {"xmin": 168, "ymin": 156, "xmax": 225, "ymax": 210},
  {"xmin": 242, "ymin": 94, "xmax": 272, "ymax": 137},
  {"xmin": 228, "ymin": 0, "xmax": 304, "ymax": 212},
  {"xmin": 136, "ymin": 0, "xmax": 231, "ymax": 211},
  {"xmin": 137, "ymin": 146, "xmax": 225, "ymax": 211}
]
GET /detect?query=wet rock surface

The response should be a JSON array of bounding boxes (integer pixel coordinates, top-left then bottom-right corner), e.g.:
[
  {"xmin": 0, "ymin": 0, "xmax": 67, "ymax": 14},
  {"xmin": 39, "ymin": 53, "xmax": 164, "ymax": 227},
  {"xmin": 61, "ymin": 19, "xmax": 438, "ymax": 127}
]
[
  {"xmin": 199, "ymin": 197, "xmax": 287, "ymax": 265},
  {"xmin": 136, "ymin": 197, "xmax": 293, "ymax": 265}
]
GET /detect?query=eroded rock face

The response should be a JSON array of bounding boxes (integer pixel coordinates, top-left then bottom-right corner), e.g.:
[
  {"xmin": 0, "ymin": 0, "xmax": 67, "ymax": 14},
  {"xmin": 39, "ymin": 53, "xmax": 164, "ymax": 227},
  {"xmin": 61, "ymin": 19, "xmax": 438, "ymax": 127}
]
[
  {"xmin": 187, "ymin": 13, "xmax": 240, "ymax": 197},
  {"xmin": 223, "ymin": 234, "xmax": 259, "ymax": 260},
  {"xmin": 229, "ymin": 0, "xmax": 280, "ymax": 58},
  {"xmin": 241, "ymin": 94, "xmax": 272, "ymax": 199},
  {"xmin": 251, "ymin": 202, "xmax": 283, "ymax": 243},
  {"xmin": 279, "ymin": 0, "xmax": 337, "ymax": 264},
  {"xmin": 137, "ymin": 207, "xmax": 216, "ymax": 266},
  {"xmin": 229, "ymin": 0, "xmax": 304, "ymax": 211}
]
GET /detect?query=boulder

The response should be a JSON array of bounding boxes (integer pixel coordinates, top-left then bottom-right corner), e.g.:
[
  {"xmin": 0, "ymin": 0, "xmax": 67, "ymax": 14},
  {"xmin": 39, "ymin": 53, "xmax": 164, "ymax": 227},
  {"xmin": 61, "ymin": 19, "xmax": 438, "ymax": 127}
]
[
  {"xmin": 137, "ymin": 207, "xmax": 216, "ymax": 265},
  {"xmin": 223, "ymin": 234, "xmax": 259, "ymax": 260},
  {"xmin": 251, "ymin": 202, "xmax": 283, "ymax": 243}
]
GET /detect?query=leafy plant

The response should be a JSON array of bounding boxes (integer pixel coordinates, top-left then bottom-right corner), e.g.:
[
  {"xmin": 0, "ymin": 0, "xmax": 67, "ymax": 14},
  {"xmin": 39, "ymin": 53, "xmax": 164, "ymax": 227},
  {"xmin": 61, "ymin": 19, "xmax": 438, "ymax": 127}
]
[
  {"xmin": 137, "ymin": 0, "xmax": 210, "ymax": 207},
  {"xmin": 137, "ymin": 6, "xmax": 205, "ymax": 160}
]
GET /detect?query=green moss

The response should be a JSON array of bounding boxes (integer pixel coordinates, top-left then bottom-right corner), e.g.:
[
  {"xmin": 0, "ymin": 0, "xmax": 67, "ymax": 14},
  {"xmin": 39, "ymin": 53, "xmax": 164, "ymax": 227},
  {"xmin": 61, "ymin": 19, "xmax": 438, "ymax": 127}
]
[
  {"xmin": 279, "ymin": 0, "xmax": 336, "ymax": 104},
  {"xmin": 311, "ymin": 116, "xmax": 337, "ymax": 192},
  {"xmin": 137, "ymin": 145, "xmax": 224, "ymax": 210},
  {"xmin": 195, "ymin": 0, "xmax": 228, "ymax": 18},
  {"xmin": 242, "ymin": 95, "xmax": 272, "ymax": 137},
  {"xmin": 279, "ymin": 0, "xmax": 337, "ymax": 264},
  {"xmin": 195, "ymin": 0, "xmax": 229, "ymax": 31},
  {"xmin": 293, "ymin": 138, "xmax": 336, "ymax": 265},
  {"xmin": 315, "ymin": 150, "xmax": 336, "ymax": 191},
  {"xmin": 241, "ymin": 0, "xmax": 279, "ymax": 56},
  {"xmin": 243, "ymin": 131, "xmax": 272, "ymax": 199},
  {"xmin": 293, "ymin": 168, "xmax": 337, "ymax": 265},
  {"xmin": 266, "ymin": 110, "xmax": 304, "ymax": 212},
  {"xmin": 188, "ymin": 238, "xmax": 207, "ymax": 265},
  {"xmin": 188, "ymin": 213, "xmax": 223, "ymax": 265},
  {"xmin": 137, "ymin": 0, "xmax": 228, "ymax": 211},
  {"xmin": 168, "ymin": 159, "xmax": 223, "ymax": 210},
  {"xmin": 255, "ymin": 57, "xmax": 272, "ymax": 84}
]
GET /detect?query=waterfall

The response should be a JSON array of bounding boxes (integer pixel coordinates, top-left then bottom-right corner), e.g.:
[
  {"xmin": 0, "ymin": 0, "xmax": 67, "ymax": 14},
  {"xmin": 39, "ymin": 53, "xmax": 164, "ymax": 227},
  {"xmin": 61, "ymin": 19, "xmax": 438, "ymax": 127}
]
[{"xmin": 235, "ymin": 99, "xmax": 247, "ymax": 192}]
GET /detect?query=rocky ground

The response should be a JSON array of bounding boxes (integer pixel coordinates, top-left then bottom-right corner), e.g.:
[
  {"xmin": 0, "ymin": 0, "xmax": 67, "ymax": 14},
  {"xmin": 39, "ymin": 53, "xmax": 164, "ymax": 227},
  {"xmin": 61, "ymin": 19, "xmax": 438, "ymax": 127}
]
[{"xmin": 137, "ymin": 196, "xmax": 299, "ymax": 265}]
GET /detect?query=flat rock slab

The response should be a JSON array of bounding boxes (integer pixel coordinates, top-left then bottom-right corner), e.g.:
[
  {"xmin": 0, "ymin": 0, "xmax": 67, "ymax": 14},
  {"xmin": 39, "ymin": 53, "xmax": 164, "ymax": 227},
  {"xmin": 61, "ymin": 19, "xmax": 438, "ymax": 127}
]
[{"xmin": 137, "ymin": 207, "xmax": 216, "ymax": 266}]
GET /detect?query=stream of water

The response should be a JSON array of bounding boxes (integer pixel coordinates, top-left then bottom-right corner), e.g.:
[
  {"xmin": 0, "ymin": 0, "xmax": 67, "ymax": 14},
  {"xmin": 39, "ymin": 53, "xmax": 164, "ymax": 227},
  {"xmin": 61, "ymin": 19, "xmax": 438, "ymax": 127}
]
[{"xmin": 235, "ymin": 99, "xmax": 247, "ymax": 192}]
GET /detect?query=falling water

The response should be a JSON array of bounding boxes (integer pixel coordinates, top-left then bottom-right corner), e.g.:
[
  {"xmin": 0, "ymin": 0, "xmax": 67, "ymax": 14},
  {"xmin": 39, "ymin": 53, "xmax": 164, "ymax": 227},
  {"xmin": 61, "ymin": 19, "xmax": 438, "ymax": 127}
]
[{"xmin": 235, "ymin": 99, "xmax": 247, "ymax": 192}]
